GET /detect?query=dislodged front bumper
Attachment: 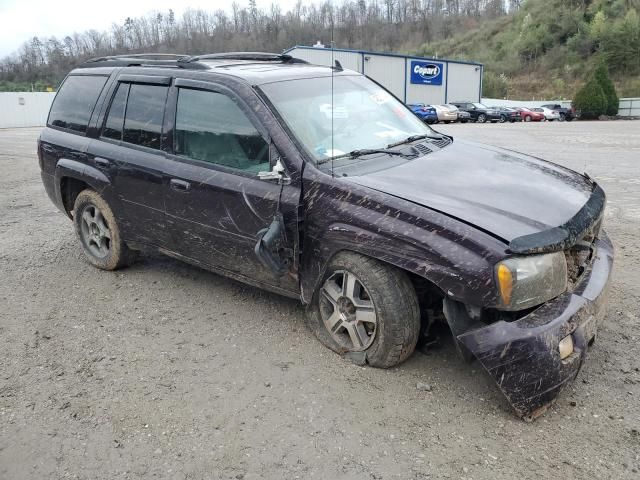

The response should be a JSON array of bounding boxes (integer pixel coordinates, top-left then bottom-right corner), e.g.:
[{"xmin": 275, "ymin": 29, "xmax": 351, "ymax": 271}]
[{"xmin": 457, "ymin": 231, "xmax": 614, "ymax": 420}]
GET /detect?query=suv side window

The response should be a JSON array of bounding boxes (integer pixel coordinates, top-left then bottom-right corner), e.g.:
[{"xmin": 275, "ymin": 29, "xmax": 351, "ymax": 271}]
[
  {"xmin": 48, "ymin": 75, "xmax": 108, "ymax": 134},
  {"xmin": 174, "ymin": 88, "xmax": 269, "ymax": 173},
  {"xmin": 122, "ymin": 83, "xmax": 168, "ymax": 150},
  {"xmin": 102, "ymin": 83, "xmax": 129, "ymax": 141}
]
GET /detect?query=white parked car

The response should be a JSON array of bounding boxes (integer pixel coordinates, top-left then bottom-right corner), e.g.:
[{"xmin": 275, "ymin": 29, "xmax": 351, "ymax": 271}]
[
  {"xmin": 433, "ymin": 104, "xmax": 459, "ymax": 123},
  {"xmin": 533, "ymin": 107, "xmax": 561, "ymax": 121}
]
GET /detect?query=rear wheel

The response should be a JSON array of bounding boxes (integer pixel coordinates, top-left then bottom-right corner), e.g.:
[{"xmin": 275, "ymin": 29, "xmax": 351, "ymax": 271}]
[
  {"xmin": 524, "ymin": 115, "xmax": 532, "ymax": 122},
  {"xmin": 73, "ymin": 190, "xmax": 134, "ymax": 270},
  {"xmin": 306, "ymin": 252, "xmax": 420, "ymax": 368},
  {"xmin": 499, "ymin": 114, "xmax": 507, "ymax": 123},
  {"xmin": 559, "ymin": 113, "xmax": 566, "ymax": 122}
]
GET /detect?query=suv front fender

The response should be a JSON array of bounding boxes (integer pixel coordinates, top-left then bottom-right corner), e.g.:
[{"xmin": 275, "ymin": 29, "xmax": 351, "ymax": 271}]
[{"xmin": 299, "ymin": 221, "xmax": 500, "ymax": 307}]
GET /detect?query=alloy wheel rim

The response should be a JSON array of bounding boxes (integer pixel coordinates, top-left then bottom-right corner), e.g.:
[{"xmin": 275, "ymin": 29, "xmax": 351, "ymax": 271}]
[
  {"xmin": 79, "ymin": 204, "xmax": 111, "ymax": 259},
  {"xmin": 319, "ymin": 270, "xmax": 377, "ymax": 351}
]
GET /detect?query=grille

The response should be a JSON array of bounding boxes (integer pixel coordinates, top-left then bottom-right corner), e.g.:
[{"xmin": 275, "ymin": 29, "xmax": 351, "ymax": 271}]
[{"xmin": 564, "ymin": 219, "xmax": 601, "ymax": 288}]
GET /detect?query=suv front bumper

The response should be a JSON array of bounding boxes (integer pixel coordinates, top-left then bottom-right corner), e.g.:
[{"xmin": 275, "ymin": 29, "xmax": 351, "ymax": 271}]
[{"xmin": 457, "ymin": 231, "xmax": 614, "ymax": 420}]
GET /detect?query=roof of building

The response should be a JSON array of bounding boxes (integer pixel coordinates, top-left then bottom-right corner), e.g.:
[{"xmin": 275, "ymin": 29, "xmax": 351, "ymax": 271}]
[{"xmin": 284, "ymin": 45, "xmax": 483, "ymax": 67}]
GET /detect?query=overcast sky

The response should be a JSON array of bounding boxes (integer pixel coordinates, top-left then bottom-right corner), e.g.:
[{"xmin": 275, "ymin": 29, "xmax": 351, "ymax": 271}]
[{"xmin": 0, "ymin": 0, "xmax": 298, "ymax": 58}]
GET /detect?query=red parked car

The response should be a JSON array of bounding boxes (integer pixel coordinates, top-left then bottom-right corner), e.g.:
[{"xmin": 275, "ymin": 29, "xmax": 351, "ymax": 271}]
[{"xmin": 517, "ymin": 107, "xmax": 545, "ymax": 122}]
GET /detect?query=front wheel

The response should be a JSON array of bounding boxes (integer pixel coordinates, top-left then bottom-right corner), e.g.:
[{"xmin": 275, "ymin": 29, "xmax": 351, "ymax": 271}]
[
  {"xmin": 524, "ymin": 115, "xmax": 532, "ymax": 122},
  {"xmin": 499, "ymin": 115, "xmax": 507, "ymax": 123},
  {"xmin": 477, "ymin": 113, "xmax": 487, "ymax": 123},
  {"xmin": 73, "ymin": 190, "xmax": 134, "ymax": 270},
  {"xmin": 306, "ymin": 252, "xmax": 420, "ymax": 368}
]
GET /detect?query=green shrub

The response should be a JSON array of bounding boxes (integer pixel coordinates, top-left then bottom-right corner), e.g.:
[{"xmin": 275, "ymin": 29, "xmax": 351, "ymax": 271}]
[
  {"xmin": 593, "ymin": 62, "xmax": 619, "ymax": 115},
  {"xmin": 573, "ymin": 76, "xmax": 607, "ymax": 119}
]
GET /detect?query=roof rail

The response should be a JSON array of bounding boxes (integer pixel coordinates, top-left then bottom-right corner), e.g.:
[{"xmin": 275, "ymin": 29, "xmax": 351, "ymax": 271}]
[
  {"xmin": 181, "ymin": 52, "xmax": 307, "ymax": 64},
  {"xmin": 79, "ymin": 53, "xmax": 208, "ymax": 70}
]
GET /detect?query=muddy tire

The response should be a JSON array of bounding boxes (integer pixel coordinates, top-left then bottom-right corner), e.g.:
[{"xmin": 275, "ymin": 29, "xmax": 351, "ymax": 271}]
[
  {"xmin": 73, "ymin": 190, "xmax": 134, "ymax": 270},
  {"xmin": 306, "ymin": 252, "xmax": 420, "ymax": 368}
]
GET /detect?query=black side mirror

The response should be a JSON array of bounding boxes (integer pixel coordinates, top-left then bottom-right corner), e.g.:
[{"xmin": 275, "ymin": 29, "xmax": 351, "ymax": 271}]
[{"xmin": 254, "ymin": 212, "xmax": 289, "ymax": 276}]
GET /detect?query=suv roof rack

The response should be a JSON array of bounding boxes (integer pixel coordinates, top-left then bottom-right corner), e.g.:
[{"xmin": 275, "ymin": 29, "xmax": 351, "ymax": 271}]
[
  {"xmin": 180, "ymin": 52, "xmax": 308, "ymax": 64},
  {"xmin": 77, "ymin": 52, "xmax": 308, "ymax": 70},
  {"xmin": 79, "ymin": 54, "xmax": 208, "ymax": 70}
]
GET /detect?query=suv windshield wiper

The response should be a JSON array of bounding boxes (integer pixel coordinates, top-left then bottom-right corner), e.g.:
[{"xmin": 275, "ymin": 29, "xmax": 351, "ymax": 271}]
[
  {"xmin": 317, "ymin": 148, "xmax": 410, "ymax": 165},
  {"xmin": 387, "ymin": 133, "xmax": 445, "ymax": 148}
]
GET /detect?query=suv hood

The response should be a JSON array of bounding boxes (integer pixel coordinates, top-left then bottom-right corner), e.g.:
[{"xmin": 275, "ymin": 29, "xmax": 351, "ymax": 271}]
[{"xmin": 348, "ymin": 140, "xmax": 594, "ymax": 243}]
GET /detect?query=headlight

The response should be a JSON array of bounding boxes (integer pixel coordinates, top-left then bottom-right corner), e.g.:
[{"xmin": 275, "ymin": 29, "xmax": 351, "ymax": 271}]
[{"xmin": 496, "ymin": 252, "xmax": 568, "ymax": 310}]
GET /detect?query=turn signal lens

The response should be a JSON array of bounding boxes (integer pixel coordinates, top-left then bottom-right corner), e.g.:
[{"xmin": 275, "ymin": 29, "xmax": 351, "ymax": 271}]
[
  {"xmin": 497, "ymin": 264, "xmax": 513, "ymax": 306},
  {"xmin": 559, "ymin": 335, "xmax": 574, "ymax": 360}
]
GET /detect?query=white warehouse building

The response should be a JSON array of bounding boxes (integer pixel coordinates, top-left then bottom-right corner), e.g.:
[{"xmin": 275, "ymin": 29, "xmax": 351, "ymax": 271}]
[{"xmin": 285, "ymin": 45, "xmax": 483, "ymax": 105}]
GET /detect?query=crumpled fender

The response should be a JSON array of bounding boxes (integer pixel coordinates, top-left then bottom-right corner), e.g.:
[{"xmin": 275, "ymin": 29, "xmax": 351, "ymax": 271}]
[{"xmin": 448, "ymin": 233, "xmax": 613, "ymax": 421}]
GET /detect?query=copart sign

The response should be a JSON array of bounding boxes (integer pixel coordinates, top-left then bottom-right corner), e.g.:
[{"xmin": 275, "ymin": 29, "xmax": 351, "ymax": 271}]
[{"xmin": 410, "ymin": 61, "xmax": 443, "ymax": 86}]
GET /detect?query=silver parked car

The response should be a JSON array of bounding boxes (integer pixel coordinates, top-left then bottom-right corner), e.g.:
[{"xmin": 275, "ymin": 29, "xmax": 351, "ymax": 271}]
[{"xmin": 433, "ymin": 104, "xmax": 459, "ymax": 123}]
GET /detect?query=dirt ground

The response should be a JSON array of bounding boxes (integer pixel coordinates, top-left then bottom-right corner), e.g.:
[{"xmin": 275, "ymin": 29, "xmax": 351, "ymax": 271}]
[{"xmin": 1, "ymin": 121, "xmax": 639, "ymax": 480}]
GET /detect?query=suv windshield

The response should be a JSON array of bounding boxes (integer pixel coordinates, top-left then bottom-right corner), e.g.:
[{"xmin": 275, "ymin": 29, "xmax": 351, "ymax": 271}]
[
  {"xmin": 260, "ymin": 75, "xmax": 430, "ymax": 164},
  {"xmin": 472, "ymin": 103, "xmax": 489, "ymax": 109}
]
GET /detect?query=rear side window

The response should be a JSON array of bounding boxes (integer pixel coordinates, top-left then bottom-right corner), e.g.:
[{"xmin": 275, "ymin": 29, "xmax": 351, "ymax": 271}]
[
  {"xmin": 174, "ymin": 88, "xmax": 269, "ymax": 173},
  {"xmin": 48, "ymin": 75, "xmax": 108, "ymax": 134},
  {"xmin": 122, "ymin": 84, "xmax": 168, "ymax": 150},
  {"xmin": 102, "ymin": 83, "xmax": 129, "ymax": 141}
]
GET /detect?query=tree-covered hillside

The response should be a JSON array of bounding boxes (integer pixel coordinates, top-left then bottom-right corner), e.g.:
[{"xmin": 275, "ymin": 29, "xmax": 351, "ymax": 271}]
[
  {"xmin": 1, "ymin": 0, "xmax": 638, "ymax": 99},
  {"xmin": 417, "ymin": 0, "xmax": 640, "ymax": 99}
]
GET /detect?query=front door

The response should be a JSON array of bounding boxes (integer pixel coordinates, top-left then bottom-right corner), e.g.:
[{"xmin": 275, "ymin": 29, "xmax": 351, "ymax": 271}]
[{"xmin": 163, "ymin": 81, "xmax": 300, "ymax": 293}]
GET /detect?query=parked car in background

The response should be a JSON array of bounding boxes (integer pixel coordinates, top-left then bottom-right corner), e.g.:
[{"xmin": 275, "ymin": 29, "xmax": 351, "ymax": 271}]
[
  {"xmin": 517, "ymin": 107, "xmax": 545, "ymax": 122},
  {"xmin": 541, "ymin": 103, "xmax": 575, "ymax": 122},
  {"xmin": 533, "ymin": 107, "xmax": 561, "ymax": 121},
  {"xmin": 433, "ymin": 104, "xmax": 458, "ymax": 123},
  {"xmin": 450, "ymin": 102, "xmax": 501, "ymax": 123},
  {"xmin": 456, "ymin": 110, "xmax": 471, "ymax": 123},
  {"xmin": 408, "ymin": 103, "xmax": 438, "ymax": 124},
  {"xmin": 489, "ymin": 106, "xmax": 522, "ymax": 123}
]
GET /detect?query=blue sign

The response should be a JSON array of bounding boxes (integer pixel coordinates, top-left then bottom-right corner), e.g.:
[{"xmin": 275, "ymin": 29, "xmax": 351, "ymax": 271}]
[{"xmin": 410, "ymin": 60, "xmax": 443, "ymax": 86}]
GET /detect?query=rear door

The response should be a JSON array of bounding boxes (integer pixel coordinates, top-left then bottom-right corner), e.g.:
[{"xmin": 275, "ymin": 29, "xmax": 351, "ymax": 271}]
[
  {"xmin": 88, "ymin": 75, "xmax": 174, "ymax": 247},
  {"xmin": 162, "ymin": 79, "xmax": 300, "ymax": 293}
]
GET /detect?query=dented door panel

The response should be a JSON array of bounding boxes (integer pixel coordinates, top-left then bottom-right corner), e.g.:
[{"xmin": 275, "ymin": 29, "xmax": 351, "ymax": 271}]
[{"xmin": 163, "ymin": 159, "xmax": 300, "ymax": 291}]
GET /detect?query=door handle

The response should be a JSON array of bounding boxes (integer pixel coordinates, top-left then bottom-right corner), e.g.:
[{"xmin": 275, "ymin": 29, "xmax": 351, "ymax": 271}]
[
  {"xmin": 94, "ymin": 157, "xmax": 111, "ymax": 169},
  {"xmin": 170, "ymin": 178, "xmax": 191, "ymax": 192}
]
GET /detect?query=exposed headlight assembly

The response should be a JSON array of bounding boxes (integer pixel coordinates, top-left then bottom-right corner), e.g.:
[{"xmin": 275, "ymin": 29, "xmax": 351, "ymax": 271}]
[{"xmin": 496, "ymin": 252, "xmax": 568, "ymax": 311}]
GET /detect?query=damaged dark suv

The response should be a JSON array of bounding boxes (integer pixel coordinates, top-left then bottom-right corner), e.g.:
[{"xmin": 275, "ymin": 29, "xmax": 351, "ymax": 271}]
[{"xmin": 39, "ymin": 53, "xmax": 613, "ymax": 420}]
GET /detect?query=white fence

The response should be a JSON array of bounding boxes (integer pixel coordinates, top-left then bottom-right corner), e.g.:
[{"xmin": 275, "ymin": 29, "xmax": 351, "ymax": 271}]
[
  {"xmin": 618, "ymin": 98, "xmax": 640, "ymax": 117},
  {"xmin": 483, "ymin": 97, "xmax": 639, "ymax": 117},
  {"xmin": 0, "ymin": 92, "xmax": 56, "ymax": 128}
]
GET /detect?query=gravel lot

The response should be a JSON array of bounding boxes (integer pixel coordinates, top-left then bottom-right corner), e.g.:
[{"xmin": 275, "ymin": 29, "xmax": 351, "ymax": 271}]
[{"xmin": 1, "ymin": 121, "xmax": 639, "ymax": 480}]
